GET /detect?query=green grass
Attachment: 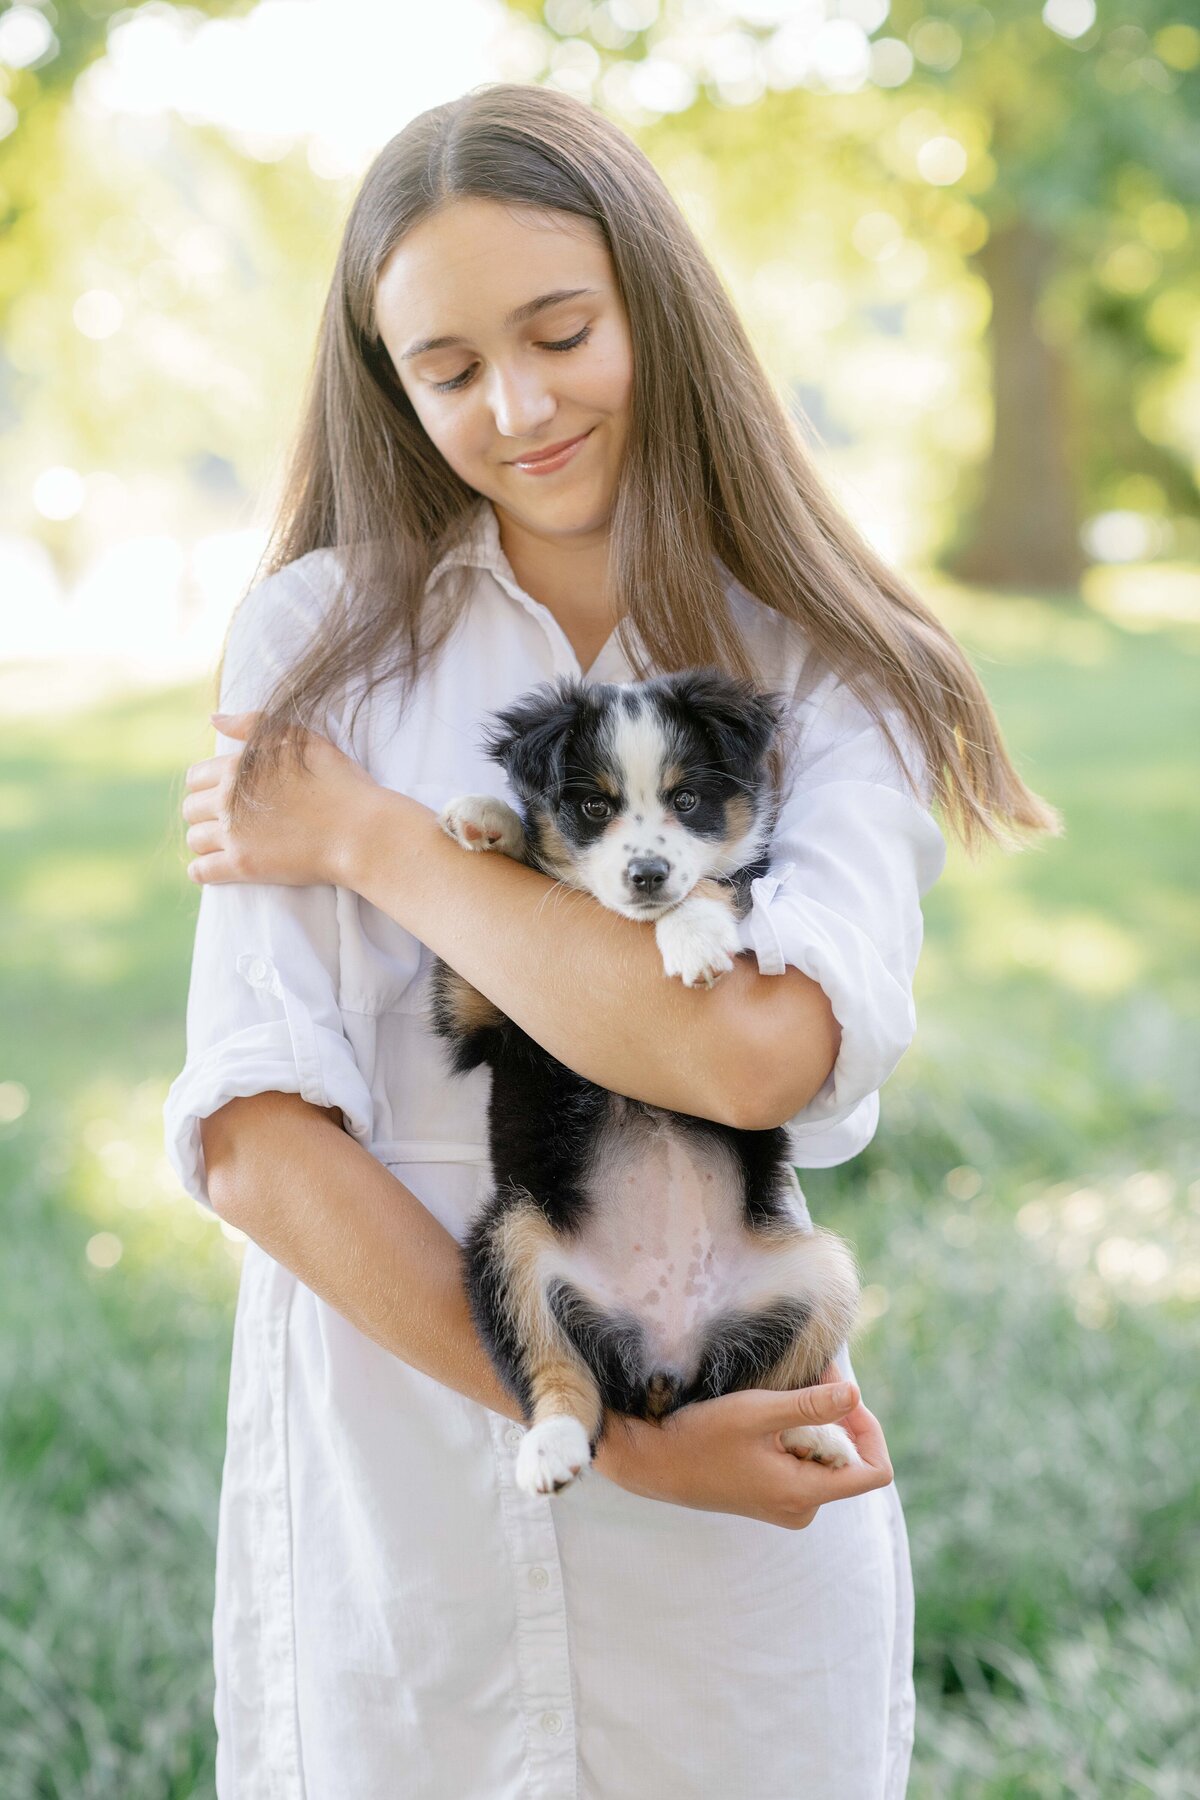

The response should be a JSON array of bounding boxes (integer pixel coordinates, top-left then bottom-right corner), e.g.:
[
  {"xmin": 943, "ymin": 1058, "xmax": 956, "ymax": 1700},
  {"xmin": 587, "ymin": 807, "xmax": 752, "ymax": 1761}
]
[{"xmin": 1, "ymin": 587, "xmax": 1197, "ymax": 1796}]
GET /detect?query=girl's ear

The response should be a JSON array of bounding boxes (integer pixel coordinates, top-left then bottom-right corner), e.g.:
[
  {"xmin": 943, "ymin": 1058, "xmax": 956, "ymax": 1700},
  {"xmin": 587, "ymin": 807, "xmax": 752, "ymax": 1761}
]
[
  {"xmin": 479, "ymin": 678, "xmax": 590, "ymax": 800},
  {"xmin": 656, "ymin": 669, "xmax": 787, "ymax": 772}
]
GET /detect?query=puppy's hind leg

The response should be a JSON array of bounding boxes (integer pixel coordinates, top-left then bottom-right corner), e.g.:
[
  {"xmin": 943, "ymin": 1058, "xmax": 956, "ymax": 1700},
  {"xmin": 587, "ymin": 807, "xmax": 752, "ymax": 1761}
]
[
  {"xmin": 485, "ymin": 1202, "xmax": 604, "ymax": 1498},
  {"xmin": 751, "ymin": 1226, "xmax": 862, "ymax": 1469},
  {"xmin": 519, "ymin": 1362, "xmax": 603, "ymax": 1499}
]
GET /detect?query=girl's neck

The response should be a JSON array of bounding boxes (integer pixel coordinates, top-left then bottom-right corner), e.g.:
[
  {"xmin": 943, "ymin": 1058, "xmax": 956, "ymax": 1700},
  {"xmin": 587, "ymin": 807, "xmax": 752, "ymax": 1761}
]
[{"xmin": 493, "ymin": 505, "xmax": 620, "ymax": 645}]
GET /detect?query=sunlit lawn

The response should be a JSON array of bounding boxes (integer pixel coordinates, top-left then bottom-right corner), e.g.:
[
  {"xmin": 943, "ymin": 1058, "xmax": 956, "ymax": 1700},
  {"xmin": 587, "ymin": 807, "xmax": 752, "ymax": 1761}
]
[{"xmin": 1, "ymin": 584, "xmax": 1197, "ymax": 1796}]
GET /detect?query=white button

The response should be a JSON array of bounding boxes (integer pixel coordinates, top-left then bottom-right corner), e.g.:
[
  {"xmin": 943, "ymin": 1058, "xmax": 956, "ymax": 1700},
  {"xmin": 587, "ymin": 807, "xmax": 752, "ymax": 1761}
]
[
  {"xmin": 504, "ymin": 1426, "xmax": 522, "ymax": 1451},
  {"xmin": 529, "ymin": 1566, "xmax": 549, "ymax": 1590},
  {"xmin": 540, "ymin": 1711, "xmax": 563, "ymax": 1736},
  {"xmin": 247, "ymin": 958, "xmax": 268, "ymax": 985}
]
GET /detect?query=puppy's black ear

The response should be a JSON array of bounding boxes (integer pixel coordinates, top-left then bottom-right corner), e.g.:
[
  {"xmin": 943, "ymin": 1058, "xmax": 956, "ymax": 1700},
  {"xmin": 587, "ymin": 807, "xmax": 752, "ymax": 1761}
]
[
  {"xmin": 479, "ymin": 677, "xmax": 589, "ymax": 800},
  {"xmin": 656, "ymin": 668, "xmax": 787, "ymax": 772}
]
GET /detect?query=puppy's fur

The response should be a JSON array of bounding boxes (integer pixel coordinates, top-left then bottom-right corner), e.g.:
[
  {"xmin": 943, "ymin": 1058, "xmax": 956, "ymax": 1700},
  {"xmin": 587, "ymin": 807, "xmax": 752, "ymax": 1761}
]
[{"xmin": 427, "ymin": 669, "xmax": 859, "ymax": 1497}]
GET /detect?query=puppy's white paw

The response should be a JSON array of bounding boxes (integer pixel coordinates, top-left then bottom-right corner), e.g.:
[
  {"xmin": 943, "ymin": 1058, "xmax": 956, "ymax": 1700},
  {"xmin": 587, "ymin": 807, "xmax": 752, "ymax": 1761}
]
[
  {"xmin": 655, "ymin": 902, "xmax": 741, "ymax": 989},
  {"xmin": 778, "ymin": 1422, "xmax": 860, "ymax": 1469},
  {"xmin": 515, "ymin": 1416, "xmax": 592, "ymax": 1497},
  {"xmin": 438, "ymin": 794, "xmax": 524, "ymax": 857}
]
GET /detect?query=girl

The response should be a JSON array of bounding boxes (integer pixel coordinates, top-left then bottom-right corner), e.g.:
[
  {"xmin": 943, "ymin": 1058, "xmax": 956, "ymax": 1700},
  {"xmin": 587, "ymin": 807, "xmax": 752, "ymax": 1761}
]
[{"xmin": 167, "ymin": 83, "xmax": 1058, "ymax": 1800}]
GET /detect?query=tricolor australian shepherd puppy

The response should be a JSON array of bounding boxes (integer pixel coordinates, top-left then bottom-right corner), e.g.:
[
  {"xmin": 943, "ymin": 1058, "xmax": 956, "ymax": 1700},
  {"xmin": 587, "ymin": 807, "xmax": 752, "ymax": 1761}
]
[{"xmin": 427, "ymin": 668, "xmax": 860, "ymax": 1499}]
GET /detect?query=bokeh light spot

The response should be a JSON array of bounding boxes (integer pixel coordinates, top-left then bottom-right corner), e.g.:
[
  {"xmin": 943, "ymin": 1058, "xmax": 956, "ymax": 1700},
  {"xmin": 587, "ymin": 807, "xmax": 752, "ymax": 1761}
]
[
  {"xmin": 86, "ymin": 1231, "xmax": 124, "ymax": 1270},
  {"xmin": 916, "ymin": 135, "xmax": 969, "ymax": 186},
  {"xmin": 32, "ymin": 467, "xmax": 86, "ymax": 522},
  {"xmin": 73, "ymin": 288, "xmax": 125, "ymax": 340},
  {"xmin": 0, "ymin": 1081, "xmax": 30, "ymax": 1124},
  {"xmin": 1043, "ymin": 0, "xmax": 1096, "ymax": 41},
  {"xmin": 870, "ymin": 38, "xmax": 914, "ymax": 87},
  {"xmin": 0, "ymin": 5, "xmax": 55, "ymax": 69}
]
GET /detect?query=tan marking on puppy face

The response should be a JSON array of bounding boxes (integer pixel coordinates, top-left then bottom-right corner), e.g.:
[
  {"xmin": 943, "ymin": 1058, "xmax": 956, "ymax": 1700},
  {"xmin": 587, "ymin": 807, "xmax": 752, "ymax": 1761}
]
[
  {"xmin": 594, "ymin": 772, "xmax": 621, "ymax": 799},
  {"xmin": 490, "ymin": 1200, "xmax": 603, "ymax": 1437},
  {"xmin": 444, "ymin": 966, "xmax": 505, "ymax": 1033},
  {"xmin": 694, "ymin": 789, "xmax": 769, "ymax": 886},
  {"xmin": 724, "ymin": 792, "xmax": 756, "ymax": 844},
  {"xmin": 530, "ymin": 806, "xmax": 578, "ymax": 883}
]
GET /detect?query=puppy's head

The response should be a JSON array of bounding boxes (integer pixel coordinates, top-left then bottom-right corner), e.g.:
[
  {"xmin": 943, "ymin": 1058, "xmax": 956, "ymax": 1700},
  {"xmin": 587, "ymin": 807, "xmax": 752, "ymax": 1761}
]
[{"xmin": 480, "ymin": 668, "xmax": 785, "ymax": 921}]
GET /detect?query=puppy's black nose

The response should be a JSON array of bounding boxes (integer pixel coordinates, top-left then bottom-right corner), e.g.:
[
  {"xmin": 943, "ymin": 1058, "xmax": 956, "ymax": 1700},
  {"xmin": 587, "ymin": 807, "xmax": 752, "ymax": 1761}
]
[{"xmin": 627, "ymin": 855, "xmax": 669, "ymax": 895}]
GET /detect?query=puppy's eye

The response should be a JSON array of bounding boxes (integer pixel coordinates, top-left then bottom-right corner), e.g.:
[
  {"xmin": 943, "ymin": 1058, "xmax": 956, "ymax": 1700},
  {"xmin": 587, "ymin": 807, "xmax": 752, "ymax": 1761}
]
[
  {"xmin": 581, "ymin": 797, "xmax": 612, "ymax": 821},
  {"xmin": 672, "ymin": 790, "xmax": 699, "ymax": 814}
]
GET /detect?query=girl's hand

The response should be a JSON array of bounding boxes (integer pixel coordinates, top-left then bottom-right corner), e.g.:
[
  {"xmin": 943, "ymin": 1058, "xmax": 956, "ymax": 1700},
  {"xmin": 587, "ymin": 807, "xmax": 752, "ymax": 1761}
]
[
  {"xmin": 183, "ymin": 711, "xmax": 384, "ymax": 889},
  {"xmin": 595, "ymin": 1369, "xmax": 893, "ymax": 1529}
]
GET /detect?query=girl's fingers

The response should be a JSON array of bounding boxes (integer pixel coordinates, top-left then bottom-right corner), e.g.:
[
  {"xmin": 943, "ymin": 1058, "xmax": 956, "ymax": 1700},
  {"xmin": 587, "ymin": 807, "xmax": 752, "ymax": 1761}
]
[
  {"xmin": 751, "ymin": 1380, "xmax": 860, "ymax": 1436},
  {"xmin": 209, "ymin": 710, "xmax": 260, "ymax": 740},
  {"xmin": 777, "ymin": 1435, "xmax": 893, "ymax": 1513},
  {"xmin": 186, "ymin": 821, "xmax": 225, "ymax": 856},
  {"xmin": 838, "ymin": 1402, "xmax": 892, "ymax": 1473},
  {"xmin": 187, "ymin": 851, "xmax": 234, "ymax": 885},
  {"xmin": 181, "ymin": 790, "xmax": 221, "ymax": 824},
  {"xmin": 184, "ymin": 751, "xmax": 241, "ymax": 792}
]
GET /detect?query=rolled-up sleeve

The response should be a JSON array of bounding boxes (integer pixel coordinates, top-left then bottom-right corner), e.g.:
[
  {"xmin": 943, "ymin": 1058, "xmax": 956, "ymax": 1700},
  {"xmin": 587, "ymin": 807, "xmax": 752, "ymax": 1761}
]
[
  {"xmin": 163, "ymin": 563, "xmax": 374, "ymax": 1211},
  {"xmin": 737, "ymin": 663, "xmax": 947, "ymax": 1146}
]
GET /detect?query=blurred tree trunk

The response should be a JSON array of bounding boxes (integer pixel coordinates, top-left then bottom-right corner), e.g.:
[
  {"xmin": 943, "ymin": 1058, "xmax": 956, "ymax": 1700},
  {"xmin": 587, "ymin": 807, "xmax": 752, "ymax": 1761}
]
[{"xmin": 946, "ymin": 218, "xmax": 1086, "ymax": 593}]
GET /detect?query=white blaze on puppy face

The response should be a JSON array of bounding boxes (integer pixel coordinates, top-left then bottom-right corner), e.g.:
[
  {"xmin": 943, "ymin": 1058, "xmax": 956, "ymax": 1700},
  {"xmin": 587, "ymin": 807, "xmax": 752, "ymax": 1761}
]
[{"xmin": 579, "ymin": 694, "xmax": 706, "ymax": 919}]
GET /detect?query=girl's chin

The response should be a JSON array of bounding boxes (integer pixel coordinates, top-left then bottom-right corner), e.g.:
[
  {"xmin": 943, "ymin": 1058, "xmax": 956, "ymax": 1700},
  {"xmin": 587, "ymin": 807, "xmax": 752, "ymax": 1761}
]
[{"xmin": 493, "ymin": 478, "xmax": 616, "ymax": 538}]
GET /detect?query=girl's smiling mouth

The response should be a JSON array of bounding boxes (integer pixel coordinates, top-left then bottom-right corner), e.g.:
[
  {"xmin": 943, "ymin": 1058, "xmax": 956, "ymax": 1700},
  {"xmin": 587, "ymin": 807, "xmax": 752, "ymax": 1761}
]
[{"xmin": 506, "ymin": 428, "xmax": 594, "ymax": 474}]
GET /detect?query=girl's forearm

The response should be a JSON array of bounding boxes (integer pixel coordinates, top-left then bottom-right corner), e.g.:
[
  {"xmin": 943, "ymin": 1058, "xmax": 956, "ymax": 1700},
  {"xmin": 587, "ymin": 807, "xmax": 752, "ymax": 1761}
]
[
  {"xmin": 341, "ymin": 788, "xmax": 836, "ymax": 1129},
  {"xmin": 204, "ymin": 1093, "xmax": 521, "ymax": 1416},
  {"xmin": 200, "ymin": 1091, "xmax": 633, "ymax": 1484}
]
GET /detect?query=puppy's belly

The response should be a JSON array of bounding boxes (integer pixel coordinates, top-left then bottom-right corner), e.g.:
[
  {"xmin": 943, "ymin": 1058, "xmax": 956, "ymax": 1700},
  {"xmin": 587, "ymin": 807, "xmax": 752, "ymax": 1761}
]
[{"xmin": 559, "ymin": 1100, "xmax": 777, "ymax": 1378}]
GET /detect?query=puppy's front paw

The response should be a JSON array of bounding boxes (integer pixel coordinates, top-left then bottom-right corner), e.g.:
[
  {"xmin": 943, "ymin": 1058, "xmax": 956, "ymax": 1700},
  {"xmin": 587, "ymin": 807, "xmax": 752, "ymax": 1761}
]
[
  {"xmin": 655, "ymin": 901, "xmax": 741, "ymax": 989},
  {"xmin": 438, "ymin": 795, "xmax": 525, "ymax": 858},
  {"xmin": 778, "ymin": 1422, "xmax": 860, "ymax": 1469},
  {"xmin": 515, "ymin": 1416, "xmax": 592, "ymax": 1497}
]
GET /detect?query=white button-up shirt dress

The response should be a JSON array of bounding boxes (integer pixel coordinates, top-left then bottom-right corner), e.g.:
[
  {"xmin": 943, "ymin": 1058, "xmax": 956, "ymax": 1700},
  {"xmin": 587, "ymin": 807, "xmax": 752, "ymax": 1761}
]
[{"xmin": 165, "ymin": 499, "xmax": 947, "ymax": 1800}]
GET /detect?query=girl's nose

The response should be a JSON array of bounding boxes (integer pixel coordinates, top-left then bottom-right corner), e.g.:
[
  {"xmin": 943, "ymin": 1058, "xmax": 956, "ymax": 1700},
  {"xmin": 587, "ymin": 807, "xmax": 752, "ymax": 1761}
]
[{"xmin": 489, "ymin": 364, "xmax": 557, "ymax": 440}]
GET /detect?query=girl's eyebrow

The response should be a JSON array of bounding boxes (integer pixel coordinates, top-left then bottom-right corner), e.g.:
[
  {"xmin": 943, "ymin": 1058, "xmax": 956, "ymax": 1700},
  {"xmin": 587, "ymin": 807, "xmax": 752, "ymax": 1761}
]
[{"xmin": 400, "ymin": 287, "xmax": 599, "ymax": 362}]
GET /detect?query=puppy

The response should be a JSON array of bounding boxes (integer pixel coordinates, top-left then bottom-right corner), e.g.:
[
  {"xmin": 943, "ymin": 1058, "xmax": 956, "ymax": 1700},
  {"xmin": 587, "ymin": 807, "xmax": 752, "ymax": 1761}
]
[{"xmin": 426, "ymin": 668, "xmax": 860, "ymax": 1498}]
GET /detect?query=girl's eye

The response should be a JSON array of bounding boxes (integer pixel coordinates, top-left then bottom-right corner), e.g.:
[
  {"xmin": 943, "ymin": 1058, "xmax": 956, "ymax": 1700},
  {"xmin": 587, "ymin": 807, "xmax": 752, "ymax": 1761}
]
[
  {"xmin": 541, "ymin": 324, "xmax": 591, "ymax": 354},
  {"xmin": 581, "ymin": 796, "xmax": 611, "ymax": 821},
  {"xmin": 672, "ymin": 790, "xmax": 698, "ymax": 814},
  {"xmin": 430, "ymin": 325, "xmax": 591, "ymax": 394}
]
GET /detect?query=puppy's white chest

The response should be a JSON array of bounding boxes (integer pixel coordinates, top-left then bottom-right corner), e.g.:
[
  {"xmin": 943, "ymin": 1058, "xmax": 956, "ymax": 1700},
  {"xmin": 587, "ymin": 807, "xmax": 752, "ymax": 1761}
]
[{"xmin": 563, "ymin": 1099, "xmax": 761, "ymax": 1373}]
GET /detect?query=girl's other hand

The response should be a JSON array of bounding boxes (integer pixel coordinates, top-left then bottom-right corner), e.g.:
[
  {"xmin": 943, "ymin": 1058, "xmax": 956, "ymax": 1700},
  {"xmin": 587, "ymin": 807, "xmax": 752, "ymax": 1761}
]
[
  {"xmin": 596, "ymin": 1368, "xmax": 893, "ymax": 1529},
  {"xmin": 182, "ymin": 711, "xmax": 384, "ymax": 889}
]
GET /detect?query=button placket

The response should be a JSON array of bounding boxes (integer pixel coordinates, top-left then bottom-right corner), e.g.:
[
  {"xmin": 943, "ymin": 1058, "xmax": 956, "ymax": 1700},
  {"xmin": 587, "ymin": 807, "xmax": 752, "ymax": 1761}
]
[
  {"xmin": 491, "ymin": 569, "xmax": 584, "ymax": 682},
  {"xmin": 486, "ymin": 1411, "xmax": 578, "ymax": 1795}
]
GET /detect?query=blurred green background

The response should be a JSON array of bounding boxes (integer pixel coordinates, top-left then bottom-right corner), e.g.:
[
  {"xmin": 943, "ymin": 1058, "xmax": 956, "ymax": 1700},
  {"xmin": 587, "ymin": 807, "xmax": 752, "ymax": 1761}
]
[{"xmin": 1, "ymin": 3, "xmax": 1197, "ymax": 1795}]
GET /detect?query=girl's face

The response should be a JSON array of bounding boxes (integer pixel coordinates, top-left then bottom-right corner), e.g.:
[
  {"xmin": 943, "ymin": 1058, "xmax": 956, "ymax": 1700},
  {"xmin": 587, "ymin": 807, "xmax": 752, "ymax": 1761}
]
[{"xmin": 375, "ymin": 197, "xmax": 634, "ymax": 544}]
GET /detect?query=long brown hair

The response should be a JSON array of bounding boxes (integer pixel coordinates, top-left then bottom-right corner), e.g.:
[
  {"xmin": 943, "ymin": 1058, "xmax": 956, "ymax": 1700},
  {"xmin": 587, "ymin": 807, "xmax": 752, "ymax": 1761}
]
[{"xmin": 228, "ymin": 81, "xmax": 1061, "ymax": 855}]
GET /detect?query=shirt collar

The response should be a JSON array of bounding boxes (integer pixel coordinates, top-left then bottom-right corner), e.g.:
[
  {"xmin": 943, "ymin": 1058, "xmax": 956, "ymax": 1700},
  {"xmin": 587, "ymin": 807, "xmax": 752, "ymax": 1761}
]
[
  {"xmin": 428, "ymin": 499, "xmax": 636, "ymax": 680},
  {"xmin": 428, "ymin": 499, "xmax": 513, "ymax": 590},
  {"xmin": 426, "ymin": 499, "xmax": 764, "ymax": 684},
  {"xmin": 430, "ymin": 498, "xmax": 749, "ymax": 614}
]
